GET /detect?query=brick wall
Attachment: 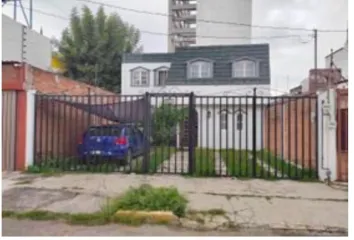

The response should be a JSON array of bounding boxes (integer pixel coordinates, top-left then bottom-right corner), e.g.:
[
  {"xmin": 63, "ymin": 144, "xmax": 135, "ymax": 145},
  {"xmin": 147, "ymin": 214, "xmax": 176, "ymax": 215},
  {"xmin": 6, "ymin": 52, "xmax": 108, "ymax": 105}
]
[
  {"xmin": 29, "ymin": 66, "xmax": 119, "ymax": 161},
  {"xmin": 264, "ymin": 96, "xmax": 317, "ymax": 169}
]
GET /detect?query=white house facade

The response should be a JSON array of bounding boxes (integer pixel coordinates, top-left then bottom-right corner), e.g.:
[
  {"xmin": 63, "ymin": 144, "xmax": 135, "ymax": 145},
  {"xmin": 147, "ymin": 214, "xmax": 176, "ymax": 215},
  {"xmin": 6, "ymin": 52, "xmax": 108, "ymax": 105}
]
[
  {"xmin": 121, "ymin": 44, "xmax": 271, "ymax": 149},
  {"xmin": 325, "ymin": 40, "xmax": 348, "ymax": 89}
]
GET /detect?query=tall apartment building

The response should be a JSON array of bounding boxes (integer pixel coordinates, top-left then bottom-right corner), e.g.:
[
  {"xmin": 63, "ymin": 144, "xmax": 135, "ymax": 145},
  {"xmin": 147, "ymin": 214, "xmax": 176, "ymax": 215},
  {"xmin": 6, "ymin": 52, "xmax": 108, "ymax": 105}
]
[{"xmin": 167, "ymin": 0, "xmax": 252, "ymax": 52}]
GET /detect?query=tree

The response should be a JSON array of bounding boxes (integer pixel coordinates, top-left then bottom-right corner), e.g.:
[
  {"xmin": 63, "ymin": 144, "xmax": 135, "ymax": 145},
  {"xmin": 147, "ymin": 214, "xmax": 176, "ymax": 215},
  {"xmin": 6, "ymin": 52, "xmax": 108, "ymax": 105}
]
[
  {"xmin": 55, "ymin": 5, "xmax": 141, "ymax": 92},
  {"xmin": 151, "ymin": 104, "xmax": 188, "ymax": 145}
]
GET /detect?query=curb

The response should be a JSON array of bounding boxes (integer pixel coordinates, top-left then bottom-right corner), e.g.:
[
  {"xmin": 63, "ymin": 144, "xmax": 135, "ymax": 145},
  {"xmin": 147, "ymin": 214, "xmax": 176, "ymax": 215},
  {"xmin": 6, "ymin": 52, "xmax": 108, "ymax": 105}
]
[{"xmin": 115, "ymin": 210, "xmax": 179, "ymax": 224}]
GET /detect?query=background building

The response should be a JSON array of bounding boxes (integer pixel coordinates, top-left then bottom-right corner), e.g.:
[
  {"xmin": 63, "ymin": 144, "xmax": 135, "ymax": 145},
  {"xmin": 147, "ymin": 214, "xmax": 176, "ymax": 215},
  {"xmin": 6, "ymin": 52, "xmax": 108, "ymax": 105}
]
[{"xmin": 167, "ymin": 0, "xmax": 252, "ymax": 52}]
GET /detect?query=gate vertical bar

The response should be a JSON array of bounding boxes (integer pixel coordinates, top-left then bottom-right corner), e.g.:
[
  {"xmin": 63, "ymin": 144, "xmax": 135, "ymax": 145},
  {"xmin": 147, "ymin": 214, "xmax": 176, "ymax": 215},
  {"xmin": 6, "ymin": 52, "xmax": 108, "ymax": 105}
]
[
  {"xmin": 315, "ymin": 97, "xmax": 319, "ymax": 178},
  {"xmin": 252, "ymin": 88, "xmax": 257, "ymax": 177},
  {"xmin": 188, "ymin": 92, "xmax": 195, "ymax": 175},
  {"xmin": 143, "ymin": 92, "xmax": 151, "ymax": 173},
  {"xmin": 32, "ymin": 94, "xmax": 38, "ymax": 165}
]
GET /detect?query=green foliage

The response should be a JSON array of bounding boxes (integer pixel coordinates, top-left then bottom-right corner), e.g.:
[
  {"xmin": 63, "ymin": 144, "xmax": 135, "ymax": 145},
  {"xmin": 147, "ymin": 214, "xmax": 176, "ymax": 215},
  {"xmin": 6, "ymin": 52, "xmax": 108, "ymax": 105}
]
[
  {"xmin": 55, "ymin": 5, "xmax": 141, "ymax": 92},
  {"xmin": 114, "ymin": 184, "xmax": 188, "ymax": 217},
  {"xmin": 152, "ymin": 104, "xmax": 188, "ymax": 145},
  {"xmin": 2, "ymin": 185, "xmax": 188, "ymax": 226}
]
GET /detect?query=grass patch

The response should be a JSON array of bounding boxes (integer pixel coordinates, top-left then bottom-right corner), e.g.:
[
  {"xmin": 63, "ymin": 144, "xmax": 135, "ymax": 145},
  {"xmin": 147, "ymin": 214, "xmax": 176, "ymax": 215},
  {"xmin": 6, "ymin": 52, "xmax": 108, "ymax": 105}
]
[
  {"xmin": 149, "ymin": 146, "xmax": 175, "ymax": 173},
  {"xmin": 14, "ymin": 179, "xmax": 34, "ymax": 185},
  {"xmin": 2, "ymin": 185, "xmax": 188, "ymax": 226},
  {"xmin": 126, "ymin": 147, "xmax": 175, "ymax": 173},
  {"xmin": 26, "ymin": 148, "xmax": 175, "ymax": 175},
  {"xmin": 194, "ymin": 148, "xmax": 216, "ymax": 176},
  {"xmin": 112, "ymin": 184, "xmax": 187, "ymax": 217},
  {"xmin": 221, "ymin": 150, "xmax": 264, "ymax": 177},
  {"xmin": 66, "ymin": 213, "xmax": 109, "ymax": 226},
  {"xmin": 257, "ymin": 150, "xmax": 318, "ymax": 180}
]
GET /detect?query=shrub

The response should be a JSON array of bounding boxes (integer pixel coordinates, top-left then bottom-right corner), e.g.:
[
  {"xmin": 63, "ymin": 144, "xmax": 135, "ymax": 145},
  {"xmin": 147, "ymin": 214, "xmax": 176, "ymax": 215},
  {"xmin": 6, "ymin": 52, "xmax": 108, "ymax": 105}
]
[{"xmin": 114, "ymin": 184, "xmax": 188, "ymax": 217}]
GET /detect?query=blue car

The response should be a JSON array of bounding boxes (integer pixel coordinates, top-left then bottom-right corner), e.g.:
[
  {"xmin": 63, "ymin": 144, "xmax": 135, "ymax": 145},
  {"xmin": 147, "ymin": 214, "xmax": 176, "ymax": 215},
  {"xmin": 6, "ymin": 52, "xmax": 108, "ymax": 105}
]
[{"xmin": 78, "ymin": 124, "xmax": 147, "ymax": 164}]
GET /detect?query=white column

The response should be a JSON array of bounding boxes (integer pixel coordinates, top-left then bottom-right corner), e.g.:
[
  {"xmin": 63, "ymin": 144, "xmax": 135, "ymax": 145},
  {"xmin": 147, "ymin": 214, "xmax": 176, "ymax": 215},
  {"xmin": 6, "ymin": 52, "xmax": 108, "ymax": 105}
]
[
  {"xmin": 25, "ymin": 90, "xmax": 36, "ymax": 168},
  {"xmin": 317, "ymin": 89, "xmax": 337, "ymax": 181}
]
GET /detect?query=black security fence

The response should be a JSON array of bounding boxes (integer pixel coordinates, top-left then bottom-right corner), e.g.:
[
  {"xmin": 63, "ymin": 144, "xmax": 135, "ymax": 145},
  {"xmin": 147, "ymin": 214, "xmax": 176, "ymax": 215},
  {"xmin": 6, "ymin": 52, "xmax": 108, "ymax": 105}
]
[{"xmin": 32, "ymin": 92, "xmax": 318, "ymax": 180}]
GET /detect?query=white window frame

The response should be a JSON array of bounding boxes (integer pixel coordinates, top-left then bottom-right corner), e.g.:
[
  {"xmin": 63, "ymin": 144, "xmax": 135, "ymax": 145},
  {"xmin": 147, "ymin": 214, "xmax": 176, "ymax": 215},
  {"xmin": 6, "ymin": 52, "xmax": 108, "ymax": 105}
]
[
  {"xmin": 131, "ymin": 67, "xmax": 150, "ymax": 87},
  {"xmin": 232, "ymin": 59, "xmax": 258, "ymax": 78},
  {"xmin": 154, "ymin": 67, "xmax": 169, "ymax": 86},
  {"xmin": 187, "ymin": 59, "xmax": 213, "ymax": 79}
]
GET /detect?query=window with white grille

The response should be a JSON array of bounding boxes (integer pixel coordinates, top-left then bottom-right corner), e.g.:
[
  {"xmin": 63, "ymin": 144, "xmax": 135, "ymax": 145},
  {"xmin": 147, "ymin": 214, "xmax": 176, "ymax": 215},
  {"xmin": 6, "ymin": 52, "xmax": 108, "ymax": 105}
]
[
  {"xmin": 188, "ymin": 60, "xmax": 213, "ymax": 78},
  {"xmin": 131, "ymin": 68, "xmax": 149, "ymax": 86},
  {"xmin": 233, "ymin": 60, "xmax": 257, "ymax": 78}
]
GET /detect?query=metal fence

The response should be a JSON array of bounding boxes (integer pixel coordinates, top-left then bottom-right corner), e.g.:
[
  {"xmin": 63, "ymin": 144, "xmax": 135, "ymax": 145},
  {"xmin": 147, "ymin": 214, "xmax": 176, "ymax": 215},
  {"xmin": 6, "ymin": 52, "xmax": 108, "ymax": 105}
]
[{"xmin": 33, "ymin": 92, "xmax": 318, "ymax": 180}]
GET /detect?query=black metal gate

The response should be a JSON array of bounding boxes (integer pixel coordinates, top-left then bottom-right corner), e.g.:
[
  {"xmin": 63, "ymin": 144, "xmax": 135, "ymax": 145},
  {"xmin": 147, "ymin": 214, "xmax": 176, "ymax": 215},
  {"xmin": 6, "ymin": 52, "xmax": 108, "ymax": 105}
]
[{"xmin": 32, "ymin": 91, "xmax": 318, "ymax": 180}]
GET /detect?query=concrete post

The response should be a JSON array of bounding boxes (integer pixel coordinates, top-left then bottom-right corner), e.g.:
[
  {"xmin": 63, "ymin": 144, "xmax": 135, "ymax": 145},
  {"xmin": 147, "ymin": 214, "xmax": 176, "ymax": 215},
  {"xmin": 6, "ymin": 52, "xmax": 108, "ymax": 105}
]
[
  {"xmin": 317, "ymin": 89, "xmax": 337, "ymax": 181},
  {"xmin": 25, "ymin": 90, "xmax": 36, "ymax": 168}
]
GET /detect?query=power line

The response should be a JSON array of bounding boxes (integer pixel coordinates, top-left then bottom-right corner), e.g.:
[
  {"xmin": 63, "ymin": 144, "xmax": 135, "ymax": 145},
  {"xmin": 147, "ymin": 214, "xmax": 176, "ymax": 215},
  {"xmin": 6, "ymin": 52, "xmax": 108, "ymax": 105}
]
[
  {"xmin": 77, "ymin": 0, "xmax": 347, "ymax": 33},
  {"xmin": 5, "ymin": 3, "xmax": 313, "ymax": 41}
]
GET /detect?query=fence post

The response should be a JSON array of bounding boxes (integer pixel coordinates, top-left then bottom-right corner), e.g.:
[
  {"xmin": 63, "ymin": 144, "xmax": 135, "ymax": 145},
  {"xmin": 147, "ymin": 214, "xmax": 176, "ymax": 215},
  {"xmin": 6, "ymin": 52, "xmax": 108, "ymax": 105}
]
[
  {"xmin": 188, "ymin": 92, "xmax": 195, "ymax": 174},
  {"xmin": 252, "ymin": 88, "xmax": 257, "ymax": 177},
  {"xmin": 87, "ymin": 88, "xmax": 91, "ymax": 127},
  {"xmin": 143, "ymin": 92, "xmax": 151, "ymax": 173}
]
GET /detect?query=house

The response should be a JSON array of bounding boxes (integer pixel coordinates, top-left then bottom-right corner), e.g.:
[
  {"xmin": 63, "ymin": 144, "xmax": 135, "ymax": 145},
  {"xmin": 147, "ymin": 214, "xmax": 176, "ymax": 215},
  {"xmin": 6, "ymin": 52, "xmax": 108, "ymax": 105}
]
[
  {"xmin": 289, "ymin": 68, "xmax": 342, "ymax": 95},
  {"xmin": 325, "ymin": 39, "xmax": 348, "ymax": 88},
  {"xmin": 121, "ymin": 44, "xmax": 271, "ymax": 149}
]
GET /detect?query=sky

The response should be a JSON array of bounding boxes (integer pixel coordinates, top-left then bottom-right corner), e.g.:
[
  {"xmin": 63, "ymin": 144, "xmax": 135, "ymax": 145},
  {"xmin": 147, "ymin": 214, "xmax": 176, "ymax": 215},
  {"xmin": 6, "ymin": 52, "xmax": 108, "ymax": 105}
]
[{"xmin": 2, "ymin": 0, "xmax": 348, "ymax": 93}]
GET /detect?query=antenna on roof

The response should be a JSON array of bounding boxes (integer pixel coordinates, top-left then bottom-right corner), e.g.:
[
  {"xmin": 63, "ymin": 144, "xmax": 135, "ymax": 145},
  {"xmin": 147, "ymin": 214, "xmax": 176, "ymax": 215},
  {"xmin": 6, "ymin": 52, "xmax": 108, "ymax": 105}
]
[{"xmin": 3, "ymin": 0, "xmax": 33, "ymax": 29}]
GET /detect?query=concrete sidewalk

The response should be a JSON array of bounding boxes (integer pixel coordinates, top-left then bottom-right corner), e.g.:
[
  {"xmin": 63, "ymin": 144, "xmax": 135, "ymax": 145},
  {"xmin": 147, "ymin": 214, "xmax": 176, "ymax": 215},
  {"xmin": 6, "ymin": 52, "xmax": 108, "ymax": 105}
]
[{"xmin": 2, "ymin": 172, "xmax": 348, "ymax": 233}]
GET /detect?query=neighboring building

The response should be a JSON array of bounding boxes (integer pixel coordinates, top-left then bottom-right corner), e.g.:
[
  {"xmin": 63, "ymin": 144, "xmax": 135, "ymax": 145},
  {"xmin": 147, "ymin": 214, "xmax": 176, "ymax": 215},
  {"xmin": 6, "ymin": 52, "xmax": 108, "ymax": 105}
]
[
  {"xmin": 289, "ymin": 68, "xmax": 342, "ymax": 95},
  {"xmin": 325, "ymin": 40, "xmax": 348, "ymax": 88},
  {"xmin": 307, "ymin": 68, "xmax": 342, "ymax": 92},
  {"xmin": 2, "ymin": 14, "xmax": 52, "ymax": 70},
  {"xmin": 122, "ymin": 43, "xmax": 271, "ymax": 149},
  {"xmin": 289, "ymin": 85, "xmax": 302, "ymax": 95},
  {"xmin": 167, "ymin": 0, "xmax": 252, "ymax": 52}
]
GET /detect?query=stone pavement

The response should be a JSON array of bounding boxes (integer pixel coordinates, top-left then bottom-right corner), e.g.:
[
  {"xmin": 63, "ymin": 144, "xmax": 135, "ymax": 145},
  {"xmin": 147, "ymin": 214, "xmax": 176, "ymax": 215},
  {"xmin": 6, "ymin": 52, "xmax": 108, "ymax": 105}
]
[
  {"xmin": 2, "ymin": 219, "xmax": 345, "ymax": 236},
  {"xmin": 157, "ymin": 151, "xmax": 189, "ymax": 174},
  {"xmin": 1, "ymin": 172, "xmax": 348, "ymax": 233}
]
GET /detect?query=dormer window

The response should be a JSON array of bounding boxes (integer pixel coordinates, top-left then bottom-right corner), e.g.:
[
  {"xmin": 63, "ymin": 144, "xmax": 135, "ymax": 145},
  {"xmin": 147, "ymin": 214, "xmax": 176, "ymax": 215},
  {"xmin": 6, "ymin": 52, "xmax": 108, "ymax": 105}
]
[
  {"xmin": 131, "ymin": 67, "xmax": 150, "ymax": 86},
  {"xmin": 187, "ymin": 59, "xmax": 213, "ymax": 78},
  {"xmin": 154, "ymin": 66, "xmax": 169, "ymax": 86},
  {"xmin": 232, "ymin": 59, "xmax": 258, "ymax": 78}
]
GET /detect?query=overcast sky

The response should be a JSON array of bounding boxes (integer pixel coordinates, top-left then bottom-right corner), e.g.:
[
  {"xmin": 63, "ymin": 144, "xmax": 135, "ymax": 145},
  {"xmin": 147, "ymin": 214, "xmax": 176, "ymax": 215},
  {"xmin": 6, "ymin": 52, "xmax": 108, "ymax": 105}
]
[{"xmin": 2, "ymin": 0, "xmax": 348, "ymax": 92}]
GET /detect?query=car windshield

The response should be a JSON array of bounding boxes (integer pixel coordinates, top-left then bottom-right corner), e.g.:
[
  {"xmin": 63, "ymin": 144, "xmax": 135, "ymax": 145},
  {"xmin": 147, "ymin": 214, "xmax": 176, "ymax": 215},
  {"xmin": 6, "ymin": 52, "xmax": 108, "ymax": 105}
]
[{"xmin": 87, "ymin": 126, "xmax": 123, "ymax": 136}]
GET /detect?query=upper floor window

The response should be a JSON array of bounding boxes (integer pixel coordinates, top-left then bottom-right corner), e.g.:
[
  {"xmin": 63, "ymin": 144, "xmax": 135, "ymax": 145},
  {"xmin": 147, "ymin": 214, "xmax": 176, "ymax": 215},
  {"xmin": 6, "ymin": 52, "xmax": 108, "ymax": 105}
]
[
  {"xmin": 187, "ymin": 59, "xmax": 213, "ymax": 78},
  {"xmin": 131, "ymin": 67, "xmax": 150, "ymax": 86},
  {"xmin": 233, "ymin": 59, "xmax": 258, "ymax": 78},
  {"xmin": 154, "ymin": 67, "xmax": 169, "ymax": 86}
]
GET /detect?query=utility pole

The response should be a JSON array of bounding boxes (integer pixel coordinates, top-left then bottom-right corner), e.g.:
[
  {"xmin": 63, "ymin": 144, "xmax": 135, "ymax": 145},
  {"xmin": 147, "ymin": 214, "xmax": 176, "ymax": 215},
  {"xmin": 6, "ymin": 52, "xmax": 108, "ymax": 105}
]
[
  {"xmin": 314, "ymin": 29, "xmax": 318, "ymax": 77},
  {"xmin": 314, "ymin": 29, "xmax": 318, "ymax": 91},
  {"xmin": 6, "ymin": 0, "xmax": 33, "ymax": 28},
  {"xmin": 13, "ymin": 0, "xmax": 17, "ymax": 20}
]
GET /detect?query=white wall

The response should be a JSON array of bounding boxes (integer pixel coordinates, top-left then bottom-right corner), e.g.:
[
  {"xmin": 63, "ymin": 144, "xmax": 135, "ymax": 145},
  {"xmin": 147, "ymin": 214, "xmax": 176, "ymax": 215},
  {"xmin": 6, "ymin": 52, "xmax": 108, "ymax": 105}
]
[
  {"xmin": 196, "ymin": 0, "xmax": 252, "ymax": 46},
  {"xmin": 196, "ymin": 105, "xmax": 263, "ymax": 149},
  {"xmin": 2, "ymin": 14, "xmax": 51, "ymax": 70},
  {"xmin": 25, "ymin": 90, "xmax": 36, "ymax": 168},
  {"xmin": 317, "ymin": 89, "xmax": 337, "ymax": 181},
  {"xmin": 325, "ymin": 48, "xmax": 348, "ymax": 79}
]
